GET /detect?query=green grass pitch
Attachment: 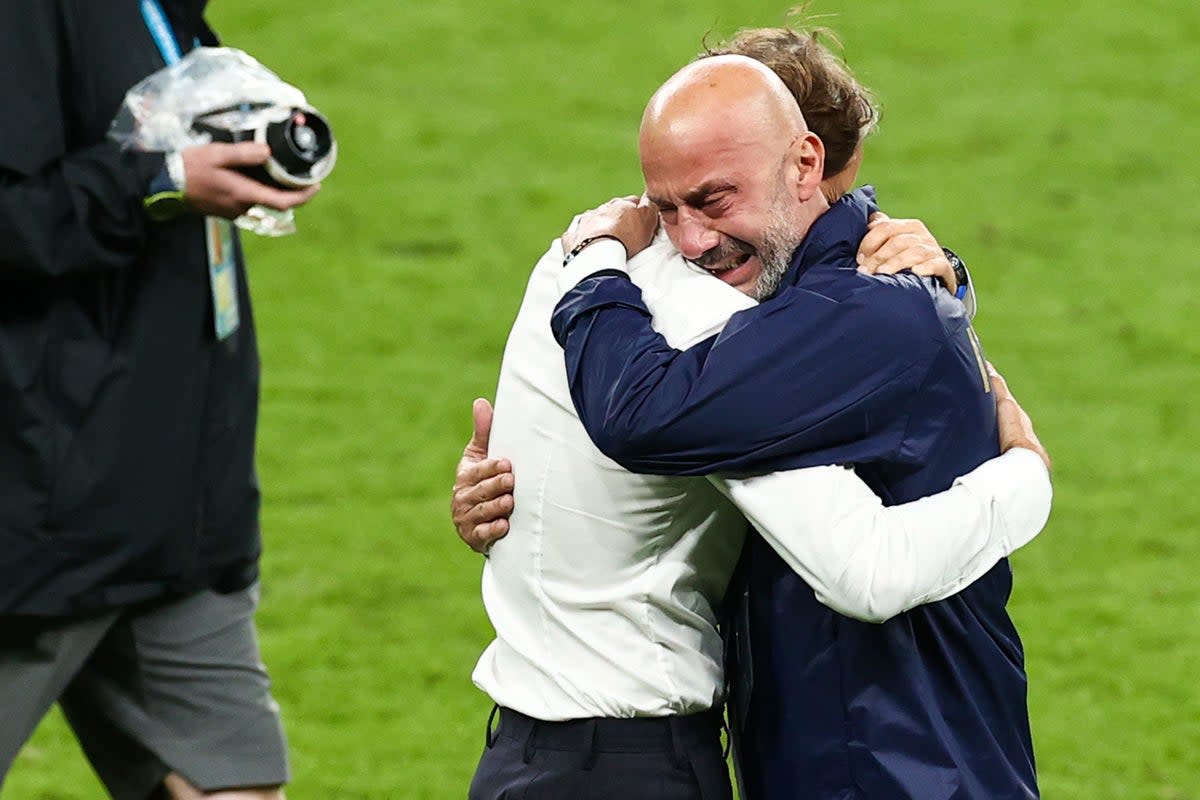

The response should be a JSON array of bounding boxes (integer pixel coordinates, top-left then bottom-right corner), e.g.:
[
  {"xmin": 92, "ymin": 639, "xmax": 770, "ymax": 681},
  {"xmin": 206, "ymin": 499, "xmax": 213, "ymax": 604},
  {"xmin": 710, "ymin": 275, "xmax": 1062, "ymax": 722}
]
[{"xmin": 7, "ymin": 1, "xmax": 1198, "ymax": 798}]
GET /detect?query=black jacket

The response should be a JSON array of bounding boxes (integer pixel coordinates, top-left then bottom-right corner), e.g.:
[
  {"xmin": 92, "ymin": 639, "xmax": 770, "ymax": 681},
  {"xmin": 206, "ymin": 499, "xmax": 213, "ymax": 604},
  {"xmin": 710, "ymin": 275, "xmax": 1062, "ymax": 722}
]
[{"xmin": 0, "ymin": 1, "xmax": 262, "ymax": 616}]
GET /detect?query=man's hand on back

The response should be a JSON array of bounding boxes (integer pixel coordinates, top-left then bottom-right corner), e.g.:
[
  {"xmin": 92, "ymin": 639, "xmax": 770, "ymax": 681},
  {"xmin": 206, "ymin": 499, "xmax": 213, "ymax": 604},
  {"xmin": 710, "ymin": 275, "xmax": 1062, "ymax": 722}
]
[
  {"xmin": 988, "ymin": 363, "xmax": 1051, "ymax": 473},
  {"xmin": 451, "ymin": 398, "xmax": 516, "ymax": 554},
  {"xmin": 561, "ymin": 195, "xmax": 659, "ymax": 260},
  {"xmin": 858, "ymin": 212, "xmax": 957, "ymax": 293}
]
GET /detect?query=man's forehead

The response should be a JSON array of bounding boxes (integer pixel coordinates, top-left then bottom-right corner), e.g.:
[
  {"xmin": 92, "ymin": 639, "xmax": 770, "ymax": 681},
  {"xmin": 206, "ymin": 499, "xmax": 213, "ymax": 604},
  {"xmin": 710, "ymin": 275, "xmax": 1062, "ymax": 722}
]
[{"xmin": 641, "ymin": 130, "xmax": 763, "ymax": 202}]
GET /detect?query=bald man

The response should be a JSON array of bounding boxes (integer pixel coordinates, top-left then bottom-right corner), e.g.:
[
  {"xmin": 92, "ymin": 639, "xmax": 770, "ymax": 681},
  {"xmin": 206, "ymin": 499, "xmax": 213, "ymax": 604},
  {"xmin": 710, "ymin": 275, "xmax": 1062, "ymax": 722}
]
[
  {"xmin": 551, "ymin": 56, "xmax": 1045, "ymax": 799},
  {"xmin": 562, "ymin": 55, "xmax": 829, "ymax": 311}
]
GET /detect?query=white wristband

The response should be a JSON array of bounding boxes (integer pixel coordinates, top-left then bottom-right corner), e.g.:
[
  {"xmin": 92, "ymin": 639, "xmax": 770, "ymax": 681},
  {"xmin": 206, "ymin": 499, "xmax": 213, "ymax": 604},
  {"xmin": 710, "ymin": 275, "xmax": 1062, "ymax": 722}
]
[{"xmin": 165, "ymin": 150, "xmax": 187, "ymax": 196}]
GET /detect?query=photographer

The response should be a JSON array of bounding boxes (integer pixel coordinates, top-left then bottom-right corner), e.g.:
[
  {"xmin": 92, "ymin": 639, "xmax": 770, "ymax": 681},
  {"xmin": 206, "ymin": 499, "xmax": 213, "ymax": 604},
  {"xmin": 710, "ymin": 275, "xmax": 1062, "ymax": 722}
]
[{"xmin": 0, "ymin": 2, "xmax": 317, "ymax": 798}]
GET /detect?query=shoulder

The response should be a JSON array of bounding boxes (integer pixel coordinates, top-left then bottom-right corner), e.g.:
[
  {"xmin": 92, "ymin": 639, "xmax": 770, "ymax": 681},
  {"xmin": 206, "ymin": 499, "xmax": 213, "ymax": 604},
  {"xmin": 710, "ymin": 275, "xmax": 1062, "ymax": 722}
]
[
  {"xmin": 843, "ymin": 271, "xmax": 948, "ymax": 340},
  {"xmin": 759, "ymin": 269, "xmax": 946, "ymax": 359}
]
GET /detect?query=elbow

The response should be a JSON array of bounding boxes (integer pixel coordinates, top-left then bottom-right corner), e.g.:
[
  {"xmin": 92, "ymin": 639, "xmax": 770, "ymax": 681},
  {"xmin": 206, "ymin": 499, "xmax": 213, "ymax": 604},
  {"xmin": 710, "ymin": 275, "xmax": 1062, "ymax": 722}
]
[
  {"xmin": 820, "ymin": 595, "xmax": 899, "ymax": 625},
  {"xmin": 575, "ymin": 398, "xmax": 700, "ymax": 475},
  {"xmin": 588, "ymin": 422, "xmax": 656, "ymax": 471},
  {"xmin": 815, "ymin": 568, "xmax": 913, "ymax": 624}
]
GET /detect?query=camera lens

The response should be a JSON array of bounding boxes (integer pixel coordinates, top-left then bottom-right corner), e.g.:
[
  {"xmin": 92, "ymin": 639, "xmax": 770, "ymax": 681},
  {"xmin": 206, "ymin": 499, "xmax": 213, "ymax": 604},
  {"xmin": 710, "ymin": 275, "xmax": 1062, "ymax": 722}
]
[
  {"xmin": 291, "ymin": 123, "xmax": 318, "ymax": 154},
  {"xmin": 264, "ymin": 108, "xmax": 336, "ymax": 187}
]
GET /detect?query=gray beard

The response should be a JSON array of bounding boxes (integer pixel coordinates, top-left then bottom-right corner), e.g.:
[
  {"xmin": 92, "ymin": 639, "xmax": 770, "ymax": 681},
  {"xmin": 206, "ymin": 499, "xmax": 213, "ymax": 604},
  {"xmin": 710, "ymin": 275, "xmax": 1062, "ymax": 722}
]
[
  {"xmin": 685, "ymin": 179, "xmax": 805, "ymax": 301},
  {"xmin": 751, "ymin": 208, "xmax": 803, "ymax": 300}
]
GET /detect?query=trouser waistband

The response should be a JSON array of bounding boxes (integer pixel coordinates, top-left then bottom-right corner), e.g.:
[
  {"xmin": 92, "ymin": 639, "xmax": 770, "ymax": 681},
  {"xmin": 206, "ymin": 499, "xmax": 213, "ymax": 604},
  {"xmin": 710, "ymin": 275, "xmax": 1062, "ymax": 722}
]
[{"xmin": 489, "ymin": 705, "xmax": 723, "ymax": 754}]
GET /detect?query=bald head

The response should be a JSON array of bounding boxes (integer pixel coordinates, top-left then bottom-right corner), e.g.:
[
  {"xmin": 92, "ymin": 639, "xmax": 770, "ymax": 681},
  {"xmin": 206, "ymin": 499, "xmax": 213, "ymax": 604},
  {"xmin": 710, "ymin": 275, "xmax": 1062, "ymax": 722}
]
[
  {"xmin": 640, "ymin": 55, "xmax": 809, "ymax": 161},
  {"xmin": 638, "ymin": 54, "xmax": 830, "ymax": 300}
]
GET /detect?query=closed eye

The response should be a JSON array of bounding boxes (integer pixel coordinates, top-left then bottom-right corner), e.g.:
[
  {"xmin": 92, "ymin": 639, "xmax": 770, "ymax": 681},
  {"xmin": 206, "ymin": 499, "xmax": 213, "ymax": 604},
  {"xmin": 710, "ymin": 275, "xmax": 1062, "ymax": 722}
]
[{"xmin": 702, "ymin": 195, "xmax": 730, "ymax": 215}]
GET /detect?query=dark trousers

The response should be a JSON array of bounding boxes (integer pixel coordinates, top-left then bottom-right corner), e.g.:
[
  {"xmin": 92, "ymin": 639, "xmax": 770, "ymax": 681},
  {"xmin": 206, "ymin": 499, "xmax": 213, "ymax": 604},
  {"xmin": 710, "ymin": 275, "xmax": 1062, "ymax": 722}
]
[{"xmin": 468, "ymin": 706, "xmax": 732, "ymax": 800}]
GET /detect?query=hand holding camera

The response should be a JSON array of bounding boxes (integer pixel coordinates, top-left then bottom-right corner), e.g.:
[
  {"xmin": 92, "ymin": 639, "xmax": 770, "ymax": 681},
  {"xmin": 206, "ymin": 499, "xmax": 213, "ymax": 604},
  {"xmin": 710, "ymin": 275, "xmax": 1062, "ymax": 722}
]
[
  {"xmin": 111, "ymin": 47, "xmax": 338, "ymax": 233},
  {"xmin": 182, "ymin": 141, "xmax": 320, "ymax": 220}
]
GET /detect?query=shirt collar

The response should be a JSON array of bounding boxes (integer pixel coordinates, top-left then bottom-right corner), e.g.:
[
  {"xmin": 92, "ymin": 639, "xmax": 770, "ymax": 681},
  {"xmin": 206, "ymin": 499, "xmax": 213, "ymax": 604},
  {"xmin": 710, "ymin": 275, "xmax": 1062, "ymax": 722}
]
[{"xmin": 775, "ymin": 186, "xmax": 880, "ymax": 294}]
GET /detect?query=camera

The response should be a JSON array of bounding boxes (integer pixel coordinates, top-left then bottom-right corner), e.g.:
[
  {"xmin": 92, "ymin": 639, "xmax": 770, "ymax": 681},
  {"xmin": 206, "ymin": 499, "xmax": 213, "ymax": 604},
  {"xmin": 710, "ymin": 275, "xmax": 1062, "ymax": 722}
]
[{"xmin": 193, "ymin": 103, "xmax": 337, "ymax": 189}]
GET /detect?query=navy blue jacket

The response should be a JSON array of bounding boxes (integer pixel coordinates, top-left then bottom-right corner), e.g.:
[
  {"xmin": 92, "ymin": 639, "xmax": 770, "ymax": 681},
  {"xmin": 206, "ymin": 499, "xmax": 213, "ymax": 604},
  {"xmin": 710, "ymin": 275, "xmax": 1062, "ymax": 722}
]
[{"xmin": 550, "ymin": 189, "xmax": 1037, "ymax": 799}]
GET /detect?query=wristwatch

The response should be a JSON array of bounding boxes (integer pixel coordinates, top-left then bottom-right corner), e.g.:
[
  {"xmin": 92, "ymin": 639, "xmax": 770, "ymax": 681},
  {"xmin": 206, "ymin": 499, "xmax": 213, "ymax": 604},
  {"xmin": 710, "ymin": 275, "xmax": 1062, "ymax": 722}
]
[
  {"xmin": 943, "ymin": 247, "xmax": 977, "ymax": 320},
  {"xmin": 143, "ymin": 151, "xmax": 187, "ymax": 222},
  {"xmin": 943, "ymin": 248, "xmax": 968, "ymax": 298}
]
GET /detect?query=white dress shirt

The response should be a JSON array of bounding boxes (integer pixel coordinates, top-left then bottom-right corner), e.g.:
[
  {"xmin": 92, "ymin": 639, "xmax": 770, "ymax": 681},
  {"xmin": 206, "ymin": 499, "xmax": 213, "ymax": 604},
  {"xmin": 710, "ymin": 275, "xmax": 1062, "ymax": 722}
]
[{"xmin": 472, "ymin": 232, "xmax": 1052, "ymax": 721}]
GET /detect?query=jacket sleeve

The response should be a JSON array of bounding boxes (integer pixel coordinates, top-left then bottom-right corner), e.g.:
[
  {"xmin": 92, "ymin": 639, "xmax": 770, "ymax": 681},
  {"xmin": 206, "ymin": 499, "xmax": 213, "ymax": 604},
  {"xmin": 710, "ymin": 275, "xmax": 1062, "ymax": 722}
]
[
  {"xmin": 550, "ymin": 271, "xmax": 944, "ymax": 476},
  {"xmin": 0, "ymin": 145, "xmax": 164, "ymax": 279},
  {"xmin": 0, "ymin": 4, "xmax": 162, "ymax": 280}
]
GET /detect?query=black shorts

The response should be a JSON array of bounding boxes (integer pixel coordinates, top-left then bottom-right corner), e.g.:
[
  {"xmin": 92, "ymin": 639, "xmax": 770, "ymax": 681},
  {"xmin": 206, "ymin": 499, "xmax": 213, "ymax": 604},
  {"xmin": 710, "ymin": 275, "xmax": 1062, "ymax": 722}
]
[{"xmin": 469, "ymin": 706, "xmax": 732, "ymax": 800}]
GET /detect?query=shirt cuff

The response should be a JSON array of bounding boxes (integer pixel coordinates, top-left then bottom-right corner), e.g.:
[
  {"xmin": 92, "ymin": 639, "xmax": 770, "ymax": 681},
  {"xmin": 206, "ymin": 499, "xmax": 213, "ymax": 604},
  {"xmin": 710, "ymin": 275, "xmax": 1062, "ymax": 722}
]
[{"xmin": 556, "ymin": 239, "xmax": 629, "ymax": 297}]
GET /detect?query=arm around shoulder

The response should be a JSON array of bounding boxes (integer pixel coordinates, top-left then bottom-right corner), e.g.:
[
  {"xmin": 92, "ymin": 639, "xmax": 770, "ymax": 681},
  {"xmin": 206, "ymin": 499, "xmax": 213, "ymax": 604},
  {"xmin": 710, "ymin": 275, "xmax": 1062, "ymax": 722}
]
[{"xmin": 711, "ymin": 446, "xmax": 1052, "ymax": 622}]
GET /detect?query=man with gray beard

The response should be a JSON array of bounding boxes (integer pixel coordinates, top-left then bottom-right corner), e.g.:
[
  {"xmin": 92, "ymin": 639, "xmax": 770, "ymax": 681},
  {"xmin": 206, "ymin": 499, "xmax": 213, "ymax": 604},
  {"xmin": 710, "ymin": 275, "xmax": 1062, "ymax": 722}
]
[{"xmin": 549, "ymin": 55, "xmax": 1048, "ymax": 799}]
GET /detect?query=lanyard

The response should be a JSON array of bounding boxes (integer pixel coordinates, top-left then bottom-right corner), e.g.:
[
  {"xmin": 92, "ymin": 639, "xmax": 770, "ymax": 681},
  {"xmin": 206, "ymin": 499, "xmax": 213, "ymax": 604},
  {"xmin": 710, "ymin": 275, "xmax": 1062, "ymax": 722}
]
[{"xmin": 141, "ymin": 0, "xmax": 184, "ymax": 65}]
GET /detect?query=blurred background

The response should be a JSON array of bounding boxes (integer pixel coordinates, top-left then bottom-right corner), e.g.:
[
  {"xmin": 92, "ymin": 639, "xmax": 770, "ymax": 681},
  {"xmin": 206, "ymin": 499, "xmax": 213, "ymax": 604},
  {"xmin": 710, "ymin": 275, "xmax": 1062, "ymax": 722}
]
[{"xmin": 8, "ymin": 1, "xmax": 1198, "ymax": 797}]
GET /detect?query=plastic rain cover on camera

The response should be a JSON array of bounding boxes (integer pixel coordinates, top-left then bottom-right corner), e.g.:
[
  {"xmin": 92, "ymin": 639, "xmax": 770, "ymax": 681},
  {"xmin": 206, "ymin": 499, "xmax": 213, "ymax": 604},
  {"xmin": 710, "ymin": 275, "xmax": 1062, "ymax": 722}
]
[{"xmin": 109, "ymin": 47, "xmax": 315, "ymax": 236}]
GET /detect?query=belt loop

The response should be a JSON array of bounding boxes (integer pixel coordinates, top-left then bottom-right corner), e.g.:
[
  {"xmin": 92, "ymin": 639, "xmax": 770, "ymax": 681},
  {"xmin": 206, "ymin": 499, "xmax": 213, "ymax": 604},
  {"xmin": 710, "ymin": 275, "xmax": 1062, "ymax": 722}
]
[
  {"xmin": 522, "ymin": 717, "xmax": 537, "ymax": 764},
  {"xmin": 581, "ymin": 720, "xmax": 600, "ymax": 771},
  {"xmin": 485, "ymin": 704, "xmax": 500, "ymax": 749},
  {"xmin": 667, "ymin": 716, "xmax": 689, "ymax": 770}
]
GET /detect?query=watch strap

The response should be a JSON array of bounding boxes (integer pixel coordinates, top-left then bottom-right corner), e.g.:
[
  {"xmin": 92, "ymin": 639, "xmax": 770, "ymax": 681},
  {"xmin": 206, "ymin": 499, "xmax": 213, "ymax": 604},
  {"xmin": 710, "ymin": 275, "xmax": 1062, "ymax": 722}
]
[{"xmin": 563, "ymin": 234, "xmax": 624, "ymax": 267}]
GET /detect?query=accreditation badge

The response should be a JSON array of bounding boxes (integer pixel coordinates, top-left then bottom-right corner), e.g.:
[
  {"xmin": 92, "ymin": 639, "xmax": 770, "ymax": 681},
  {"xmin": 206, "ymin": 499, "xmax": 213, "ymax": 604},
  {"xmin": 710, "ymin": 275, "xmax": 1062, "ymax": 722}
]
[{"xmin": 205, "ymin": 216, "xmax": 241, "ymax": 340}]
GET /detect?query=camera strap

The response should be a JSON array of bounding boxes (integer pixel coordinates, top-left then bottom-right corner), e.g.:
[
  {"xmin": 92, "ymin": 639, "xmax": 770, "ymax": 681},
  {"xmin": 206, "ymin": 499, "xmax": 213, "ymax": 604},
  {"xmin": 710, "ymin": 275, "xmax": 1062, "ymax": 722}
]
[
  {"xmin": 142, "ymin": 0, "xmax": 240, "ymax": 341},
  {"xmin": 140, "ymin": 0, "xmax": 184, "ymax": 65}
]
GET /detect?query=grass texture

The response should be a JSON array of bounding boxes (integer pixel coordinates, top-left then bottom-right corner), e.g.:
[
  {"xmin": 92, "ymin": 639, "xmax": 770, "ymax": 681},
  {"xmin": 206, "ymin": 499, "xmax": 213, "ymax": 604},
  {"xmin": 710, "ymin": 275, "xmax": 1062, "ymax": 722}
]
[{"xmin": 7, "ymin": 1, "xmax": 1198, "ymax": 797}]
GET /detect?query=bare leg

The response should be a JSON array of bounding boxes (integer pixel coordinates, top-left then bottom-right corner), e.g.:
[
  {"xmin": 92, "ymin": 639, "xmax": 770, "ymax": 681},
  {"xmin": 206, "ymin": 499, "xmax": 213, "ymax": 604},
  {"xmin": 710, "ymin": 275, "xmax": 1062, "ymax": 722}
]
[{"xmin": 163, "ymin": 772, "xmax": 285, "ymax": 800}]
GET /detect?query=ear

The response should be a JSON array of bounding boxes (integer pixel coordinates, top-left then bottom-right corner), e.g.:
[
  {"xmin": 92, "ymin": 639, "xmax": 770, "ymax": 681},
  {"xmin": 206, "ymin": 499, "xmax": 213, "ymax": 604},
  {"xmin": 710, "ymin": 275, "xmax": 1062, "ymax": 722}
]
[{"xmin": 789, "ymin": 132, "xmax": 826, "ymax": 202}]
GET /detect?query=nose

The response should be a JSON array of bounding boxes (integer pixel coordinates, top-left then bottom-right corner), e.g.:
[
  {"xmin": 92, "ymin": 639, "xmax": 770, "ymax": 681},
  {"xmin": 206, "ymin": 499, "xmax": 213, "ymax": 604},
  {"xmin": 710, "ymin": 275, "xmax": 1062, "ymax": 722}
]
[{"xmin": 670, "ymin": 208, "xmax": 720, "ymax": 260}]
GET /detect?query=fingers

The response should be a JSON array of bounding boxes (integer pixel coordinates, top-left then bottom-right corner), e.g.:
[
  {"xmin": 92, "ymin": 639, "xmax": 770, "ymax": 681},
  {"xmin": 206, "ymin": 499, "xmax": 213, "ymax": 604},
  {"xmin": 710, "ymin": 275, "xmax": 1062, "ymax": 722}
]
[
  {"xmin": 235, "ymin": 177, "xmax": 320, "ymax": 212},
  {"xmin": 469, "ymin": 518, "xmax": 510, "ymax": 552},
  {"xmin": 456, "ymin": 468, "xmax": 514, "ymax": 508},
  {"xmin": 858, "ymin": 214, "xmax": 903, "ymax": 263},
  {"xmin": 858, "ymin": 216, "xmax": 938, "ymax": 266},
  {"xmin": 911, "ymin": 252, "xmax": 957, "ymax": 293},
  {"xmin": 986, "ymin": 362, "xmax": 1011, "ymax": 400},
  {"xmin": 857, "ymin": 240, "xmax": 936, "ymax": 272},
  {"xmin": 856, "ymin": 221, "xmax": 958, "ymax": 292},
  {"xmin": 564, "ymin": 194, "xmax": 659, "ymax": 257},
  {"xmin": 182, "ymin": 143, "xmax": 321, "ymax": 218},
  {"xmin": 452, "ymin": 461, "xmax": 516, "ymax": 553},
  {"xmin": 858, "ymin": 236, "xmax": 953, "ymax": 279},
  {"xmin": 858, "ymin": 246, "xmax": 956, "ymax": 291},
  {"xmin": 187, "ymin": 171, "xmax": 317, "ymax": 217},
  {"xmin": 988, "ymin": 364, "xmax": 1052, "ymax": 471},
  {"xmin": 987, "ymin": 363, "xmax": 1020, "ymax": 414},
  {"xmin": 858, "ymin": 230, "xmax": 927, "ymax": 270},
  {"xmin": 459, "ymin": 492, "xmax": 515, "ymax": 529},
  {"xmin": 203, "ymin": 141, "xmax": 272, "ymax": 168},
  {"xmin": 455, "ymin": 456, "xmax": 512, "ymax": 491},
  {"xmin": 867, "ymin": 215, "xmax": 931, "ymax": 235}
]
